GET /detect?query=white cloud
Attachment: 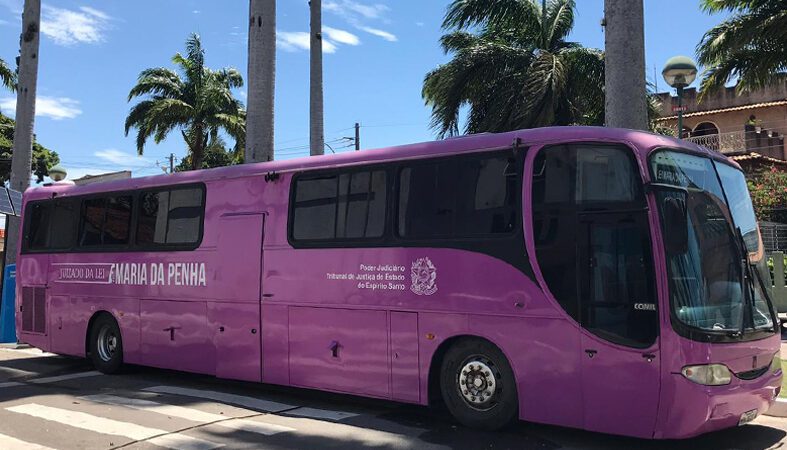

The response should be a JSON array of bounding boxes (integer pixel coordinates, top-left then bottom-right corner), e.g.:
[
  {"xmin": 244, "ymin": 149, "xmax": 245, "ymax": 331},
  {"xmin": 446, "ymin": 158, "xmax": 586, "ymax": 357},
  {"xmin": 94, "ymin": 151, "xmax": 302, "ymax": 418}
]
[
  {"xmin": 94, "ymin": 149, "xmax": 153, "ymax": 168},
  {"xmin": 359, "ymin": 26, "xmax": 397, "ymax": 42},
  {"xmin": 323, "ymin": 26, "xmax": 360, "ymax": 46},
  {"xmin": 0, "ymin": 95, "xmax": 82, "ymax": 120},
  {"xmin": 416, "ymin": 22, "xmax": 424, "ymax": 27},
  {"xmin": 323, "ymin": 1, "xmax": 397, "ymax": 44},
  {"xmin": 324, "ymin": 0, "xmax": 389, "ymax": 20},
  {"xmin": 41, "ymin": 5, "xmax": 111, "ymax": 46},
  {"xmin": 277, "ymin": 31, "xmax": 337, "ymax": 54},
  {"xmin": 192, "ymin": 10, "xmax": 201, "ymax": 14}
]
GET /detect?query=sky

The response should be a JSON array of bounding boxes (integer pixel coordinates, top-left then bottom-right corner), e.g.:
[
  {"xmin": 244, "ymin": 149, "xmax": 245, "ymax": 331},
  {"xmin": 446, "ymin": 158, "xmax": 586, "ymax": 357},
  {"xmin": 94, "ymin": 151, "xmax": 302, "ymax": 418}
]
[{"xmin": 0, "ymin": 0, "xmax": 732, "ymax": 181}]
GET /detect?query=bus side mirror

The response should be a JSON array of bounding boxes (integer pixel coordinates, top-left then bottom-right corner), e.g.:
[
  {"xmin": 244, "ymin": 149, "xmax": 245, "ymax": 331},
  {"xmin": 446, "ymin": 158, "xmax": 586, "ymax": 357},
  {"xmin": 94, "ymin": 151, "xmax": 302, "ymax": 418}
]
[{"xmin": 664, "ymin": 196, "xmax": 688, "ymax": 255}]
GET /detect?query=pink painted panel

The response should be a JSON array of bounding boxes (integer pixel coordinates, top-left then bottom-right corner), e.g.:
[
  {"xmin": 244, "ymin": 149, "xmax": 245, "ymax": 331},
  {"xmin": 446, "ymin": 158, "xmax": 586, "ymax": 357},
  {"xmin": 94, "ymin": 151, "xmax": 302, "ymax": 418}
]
[
  {"xmin": 390, "ymin": 311, "xmax": 419, "ymax": 403},
  {"xmin": 210, "ymin": 302, "xmax": 261, "ymax": 382},
  {"xmin": 261, "ymin": 303, "xmax": 289, "ymax": 385},
  {"xmin": 49, "ymin": 295, "xmax": 84, "ymax": 356},
  {"xmin": 215, "ymin": 214, "xmax": 263, "ymax": 302},
  {"xmin": 289, "ymin": 307, "xmax": 390, "ymax": 398},
  {"xmin": 140, "ymin": 300, "xmax": 214, "ymax": 375}
]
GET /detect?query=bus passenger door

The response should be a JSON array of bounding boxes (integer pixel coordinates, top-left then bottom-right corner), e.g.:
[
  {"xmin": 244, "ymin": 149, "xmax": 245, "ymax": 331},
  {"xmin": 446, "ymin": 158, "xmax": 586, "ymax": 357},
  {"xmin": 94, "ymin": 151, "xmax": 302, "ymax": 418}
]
[
  {"xmin": 577, "ymin": 212, "xmax": 661, "ymax": 438},
  {"xmin": 211, "ymin": 213, "xmax": 264, "ymax": 382}
]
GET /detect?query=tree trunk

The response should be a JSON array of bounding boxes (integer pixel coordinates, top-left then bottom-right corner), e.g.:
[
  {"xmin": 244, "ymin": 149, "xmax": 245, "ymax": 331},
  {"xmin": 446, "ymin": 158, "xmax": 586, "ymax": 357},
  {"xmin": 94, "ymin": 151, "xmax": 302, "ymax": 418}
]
[
  {"xmin": 310, "ymin": 0, "xmax": 324, "ymax": 156},
  {"xmin": 6, "ymin": 0, "xmax": 40, "ymax": 266},
  {"xmin": 190, "ymin": 125, "xmax": 206, "ymax": 170},
  {"xmin": 604, "ymin": 0, "xmax": 648, "ymax": 130},
  {"xmin": 245, "ymin": 0, "xmax": 276, "ymax": 163}
]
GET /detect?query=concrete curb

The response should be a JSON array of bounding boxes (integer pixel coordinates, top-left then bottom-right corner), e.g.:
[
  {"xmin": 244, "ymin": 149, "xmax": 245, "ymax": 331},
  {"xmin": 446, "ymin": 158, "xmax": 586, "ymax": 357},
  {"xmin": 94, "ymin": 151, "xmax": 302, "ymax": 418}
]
[
  {"xmin": 0, "ymin": 343, "xmax": 31, "ymax": 350},
  {"xmin": 765, "ymin": 398, "xmax": 787, "ymax": 417}
]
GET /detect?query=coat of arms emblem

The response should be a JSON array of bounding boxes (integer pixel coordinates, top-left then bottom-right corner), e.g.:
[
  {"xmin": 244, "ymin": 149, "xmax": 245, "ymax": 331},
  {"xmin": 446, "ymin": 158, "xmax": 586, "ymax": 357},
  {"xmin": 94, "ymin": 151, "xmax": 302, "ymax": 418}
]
[{"xmin": 411, "ymin": 257, "xmax": 437, "ymax": 296}]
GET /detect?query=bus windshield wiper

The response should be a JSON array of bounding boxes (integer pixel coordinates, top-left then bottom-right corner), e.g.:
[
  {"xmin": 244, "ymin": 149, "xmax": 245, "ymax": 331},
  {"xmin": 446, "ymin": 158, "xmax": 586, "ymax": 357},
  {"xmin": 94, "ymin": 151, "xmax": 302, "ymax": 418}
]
[{"xmin": 735, "ymin": 227, "xmax": 757, "ymax": 337}]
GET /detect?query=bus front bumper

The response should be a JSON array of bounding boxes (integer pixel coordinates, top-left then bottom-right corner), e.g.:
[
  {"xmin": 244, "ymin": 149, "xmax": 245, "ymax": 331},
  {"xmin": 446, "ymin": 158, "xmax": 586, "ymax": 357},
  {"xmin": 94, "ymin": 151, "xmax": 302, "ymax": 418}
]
[{"xmin": 655, "ymin": 371, "xmax": 781, "ymax": 439}]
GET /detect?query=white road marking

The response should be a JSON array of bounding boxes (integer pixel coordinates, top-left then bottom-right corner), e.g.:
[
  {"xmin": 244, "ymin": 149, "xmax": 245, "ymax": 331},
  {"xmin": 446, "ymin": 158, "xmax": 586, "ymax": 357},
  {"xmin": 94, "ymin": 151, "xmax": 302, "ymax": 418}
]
[
  {"xmin": 0, "ymin": 432, "xmax": 56, "ymax": 450},
  {"xmin": 144, "ymin": 386, "xmax": 296, "ymax": 413},
  {"xmin": 28, "ymin": 371, "xmax": 102, "ymax": 384},
  {"xmin": 6, "ymin": 403, "xmax": 222, "ymax": 450},
  {"xmin": 81, "ymin": 394, "xmax": 294, "ymax": 436},
  {"xmin": 286, "ymin": 406, "xmax": 359, "ymax": 421}
]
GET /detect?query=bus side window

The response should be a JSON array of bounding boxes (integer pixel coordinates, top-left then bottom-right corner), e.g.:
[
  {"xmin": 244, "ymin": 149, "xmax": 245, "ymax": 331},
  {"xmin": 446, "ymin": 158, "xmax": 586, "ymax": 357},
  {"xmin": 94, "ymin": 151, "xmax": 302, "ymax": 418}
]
[
  {"xmin": 291, "ymin": 170, "xmax": 387, "ymax": 242},
  {"xmin": 78, "ymin": 196, "xmax": 132, "ymax": 247},
  {"xmin": 397, "ymin": 151, "xmax": 518, "ymax": 239},
  {"xmin": 137, "ymin": 187, "xmax": 204, "ymax": 246},
  {"xmin": 26, "ymin": 202, "xmax": 52, "ymax": 250},
  {"xmin": 49, "ymin": 199, "xmax": 78, "ymax": 250}
]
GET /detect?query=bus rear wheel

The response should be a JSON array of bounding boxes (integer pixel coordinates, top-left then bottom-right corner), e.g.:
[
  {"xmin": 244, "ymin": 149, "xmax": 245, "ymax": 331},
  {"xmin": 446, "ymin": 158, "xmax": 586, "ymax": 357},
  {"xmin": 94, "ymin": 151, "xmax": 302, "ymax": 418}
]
[
  {"xmin": 440, "ymin": 338, "xmax": 517, "ymax": 430},
  {"xmin": 89, "ymin": 314, "xmax": 124, "ymax": 374}
]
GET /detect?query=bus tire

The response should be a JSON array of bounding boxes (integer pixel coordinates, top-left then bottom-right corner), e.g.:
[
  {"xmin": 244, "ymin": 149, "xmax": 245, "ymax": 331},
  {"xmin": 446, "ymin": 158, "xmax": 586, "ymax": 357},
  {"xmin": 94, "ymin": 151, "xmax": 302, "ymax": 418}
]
[
  {"xmin": 88, "ymin": 314, "xmax": 124, "ymax": 374},
  {"xmin": 440, "ymin": 338, "xmax": 517, "ymax": 430}
]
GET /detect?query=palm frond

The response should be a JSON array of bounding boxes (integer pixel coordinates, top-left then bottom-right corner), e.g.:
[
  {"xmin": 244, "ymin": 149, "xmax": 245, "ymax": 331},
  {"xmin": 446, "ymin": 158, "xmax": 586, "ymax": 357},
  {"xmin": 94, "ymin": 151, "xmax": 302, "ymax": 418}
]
[
  {"xmin": 0, "ymin": 57, "xmax": 16, "ymax": 92},
  {"xmin": 443, "ymin": 0, "xmax": 541, "ymax": 32},
  {"xmin": 545, "ymin": 0, "xmax": 575, "ymax": 49}
]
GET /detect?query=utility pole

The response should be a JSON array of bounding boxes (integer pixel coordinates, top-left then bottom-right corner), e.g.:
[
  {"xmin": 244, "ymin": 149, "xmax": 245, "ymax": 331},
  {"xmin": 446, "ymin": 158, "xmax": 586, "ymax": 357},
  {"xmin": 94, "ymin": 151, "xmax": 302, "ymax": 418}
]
[
  {"xmin": 603, "ymin": 0, "xmax": 648, "ymax": 130},
  {"xmin": 168, "ymin": 153, "xmax": 175, "ymax": 174},
  {"xmin": 354, "ymin": 122, "xmax": 360, "ymax": 151},
  {"xmin": 246, "ymin": 0, "xmax": 276, "ymax": 163},
  {"xmin": 6, "ymin": 0, "xmax": 40, "ymax": 266},
  {"xmin": 309, "ymin": 0, "xmax": 324, "ymax": 156}
]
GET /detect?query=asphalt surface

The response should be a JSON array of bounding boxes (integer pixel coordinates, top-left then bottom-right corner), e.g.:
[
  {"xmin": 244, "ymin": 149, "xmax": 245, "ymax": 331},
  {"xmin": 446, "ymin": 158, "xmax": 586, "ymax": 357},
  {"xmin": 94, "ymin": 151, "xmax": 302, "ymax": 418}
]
[{"xmin": 0, "ymin": 346, "xmax": 784, "ymax": 449}]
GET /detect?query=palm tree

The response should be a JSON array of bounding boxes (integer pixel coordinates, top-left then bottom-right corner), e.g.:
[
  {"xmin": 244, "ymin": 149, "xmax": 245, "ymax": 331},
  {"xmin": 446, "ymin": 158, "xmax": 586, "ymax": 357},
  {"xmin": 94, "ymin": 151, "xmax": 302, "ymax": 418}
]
[
  {"xmin": 310, "ymin": 0, "xmax": 324, "ymax": 156},
  {"xmin": 245, "ymin": 0, "xmax": 276, "ymax": 163},
  {"xmin": 125, "ymin": 33, "xmax": 246, "ymax": 170},
  {"xmin": 7, "ymin": 0, "xmax": 40, "ymax": 266},
  {"xmin": 423, "ymin": 0, "xmax": 604, "ymax": 137},
  {"xmin": 696, "ymin": 0, "xmax": 787, "ymax": 96}
]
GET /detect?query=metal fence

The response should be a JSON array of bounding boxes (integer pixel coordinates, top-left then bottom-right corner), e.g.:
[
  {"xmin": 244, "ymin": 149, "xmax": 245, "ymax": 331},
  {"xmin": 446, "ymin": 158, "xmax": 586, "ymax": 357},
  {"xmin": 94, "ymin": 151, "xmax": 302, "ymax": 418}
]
[{"xmin": 760, "ymin": 221, "xmax": 787, "ymax": 253}]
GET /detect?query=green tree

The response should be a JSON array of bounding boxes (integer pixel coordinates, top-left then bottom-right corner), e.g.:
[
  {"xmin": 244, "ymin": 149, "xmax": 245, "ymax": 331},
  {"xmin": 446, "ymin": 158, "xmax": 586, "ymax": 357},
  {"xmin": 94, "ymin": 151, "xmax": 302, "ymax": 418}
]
[
  {"xmin": 748, "ymin": 166, "xmax": 787, "ymax": 222},
  {"xmin": 175, "ymin": 136, "xmax": 243, "ymax": 171},
  {"xmin": 0, "ymin": 112, "xmax": 58, "ymax": 184},
  {"xmin": 125, "ymin": 33, "xmax": 246, "ymax": 170},
  {"xmin": 422, "ymin": 0, "xmax": 605, "ymax": 137},
  {"xmin": 696, "ymin": 0, "xmax": 787, "ymax": 95}
]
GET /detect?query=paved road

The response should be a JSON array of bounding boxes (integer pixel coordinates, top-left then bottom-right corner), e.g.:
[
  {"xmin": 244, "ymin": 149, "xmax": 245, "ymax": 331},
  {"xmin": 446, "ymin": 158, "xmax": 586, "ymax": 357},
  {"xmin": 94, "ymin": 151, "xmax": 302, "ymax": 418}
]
[{"xmin": 0, "ymin": 347, "xmax": 784, "ymax": 450}]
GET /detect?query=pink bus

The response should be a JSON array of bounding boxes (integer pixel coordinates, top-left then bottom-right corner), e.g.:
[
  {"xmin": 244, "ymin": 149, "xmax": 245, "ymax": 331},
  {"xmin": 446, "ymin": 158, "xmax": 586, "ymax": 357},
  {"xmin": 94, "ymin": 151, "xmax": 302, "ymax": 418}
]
[{"xmin": 15, "ymin": 127, "xmax": 781, "ymax": 438}]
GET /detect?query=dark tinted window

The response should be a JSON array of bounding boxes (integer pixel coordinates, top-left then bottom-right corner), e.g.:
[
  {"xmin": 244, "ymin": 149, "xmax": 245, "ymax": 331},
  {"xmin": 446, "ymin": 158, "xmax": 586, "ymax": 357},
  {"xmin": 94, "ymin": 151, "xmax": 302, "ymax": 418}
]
[
  {"xmin": 25, "ymin": 202, "xmax": 51, "ymax": 250},
  {"xmin": 79, "ymin": 196, "xmax": 132, "ymax": 246},
  {"xmin": 137, "ymin": 186, "xmax": 204, "ymax": 246},
  {"xmin": 49, "ymin": 199, "xmax": 78, "ymax": 249},
  {"xmin": 532, "ymin": 144, "xmax": 646, "ymax": 325},
  {"xmin": 292, "ymin": 170, "xmax": 387, "ymax": 241},
  {"xmin": 580, "ymin": 216, "xmax": 658, "ymax": 347},
  {"xmin": 398, "ymin": 152, "xmax": 518, "ymax": 238}
]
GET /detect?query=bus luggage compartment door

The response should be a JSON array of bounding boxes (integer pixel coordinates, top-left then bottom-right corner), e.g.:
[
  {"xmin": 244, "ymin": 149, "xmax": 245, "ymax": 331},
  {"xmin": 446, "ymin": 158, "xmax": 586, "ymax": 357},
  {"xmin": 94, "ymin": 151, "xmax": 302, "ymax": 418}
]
[{"xmin": 288, "ymin": 306, "xmax": 390, "ymax": 398}]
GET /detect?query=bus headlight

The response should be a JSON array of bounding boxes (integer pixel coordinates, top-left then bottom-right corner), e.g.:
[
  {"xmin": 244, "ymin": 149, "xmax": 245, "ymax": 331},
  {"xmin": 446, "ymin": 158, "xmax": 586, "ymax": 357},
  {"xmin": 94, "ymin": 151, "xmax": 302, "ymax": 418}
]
[
  {"xmin": 772, "ymin": 352, "xmax": 782, "ymax": 374},
  {"xmin": 681, "ymin": 364, "xmax": 732, "ymax": 386}
]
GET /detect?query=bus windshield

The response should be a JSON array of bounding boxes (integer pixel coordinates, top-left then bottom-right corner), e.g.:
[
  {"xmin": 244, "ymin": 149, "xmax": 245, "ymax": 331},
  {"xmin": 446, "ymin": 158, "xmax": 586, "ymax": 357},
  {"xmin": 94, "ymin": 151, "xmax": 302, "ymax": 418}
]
[{"xmin": 650, "ymin": 150, "xmax": 776, "ymax": 339}]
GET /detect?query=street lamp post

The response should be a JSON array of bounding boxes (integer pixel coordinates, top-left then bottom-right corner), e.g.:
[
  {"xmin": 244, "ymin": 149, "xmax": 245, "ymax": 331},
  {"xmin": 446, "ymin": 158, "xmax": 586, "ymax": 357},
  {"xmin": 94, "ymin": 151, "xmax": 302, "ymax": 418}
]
[{"xmin": 662, "ymin": 56, "xmax": 698, "ymax": 139}]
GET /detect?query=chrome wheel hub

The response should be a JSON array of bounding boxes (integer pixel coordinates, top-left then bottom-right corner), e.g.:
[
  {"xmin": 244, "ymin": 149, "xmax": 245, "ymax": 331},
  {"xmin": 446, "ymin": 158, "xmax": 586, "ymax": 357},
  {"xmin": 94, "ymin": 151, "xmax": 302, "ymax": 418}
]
[
  {"xmin": 97, "ymin": 326, "xmax": 117, "ymax": 362},
  {"xmin": 458, "ymin": 358, "xmax": 498, "ymax": 409}
]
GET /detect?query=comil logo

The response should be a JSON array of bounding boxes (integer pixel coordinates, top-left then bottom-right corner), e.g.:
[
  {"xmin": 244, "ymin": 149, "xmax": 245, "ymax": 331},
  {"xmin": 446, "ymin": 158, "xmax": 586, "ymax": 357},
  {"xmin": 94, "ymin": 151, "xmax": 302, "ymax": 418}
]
[{"xmin": 411, "ymin": 257, "xmax": 437, "ymax": 296}]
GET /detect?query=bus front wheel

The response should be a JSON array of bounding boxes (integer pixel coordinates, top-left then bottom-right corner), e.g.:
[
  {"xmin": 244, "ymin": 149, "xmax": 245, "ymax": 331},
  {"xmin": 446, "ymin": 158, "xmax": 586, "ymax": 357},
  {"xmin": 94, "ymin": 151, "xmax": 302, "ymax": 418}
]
[
  {"xmin": 89, "ymin": 314, "xmax": 124, "ymax": 374},
  {"xmin": 440, "ymin": 338, "xmax": 518, "ymax": 430}
]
